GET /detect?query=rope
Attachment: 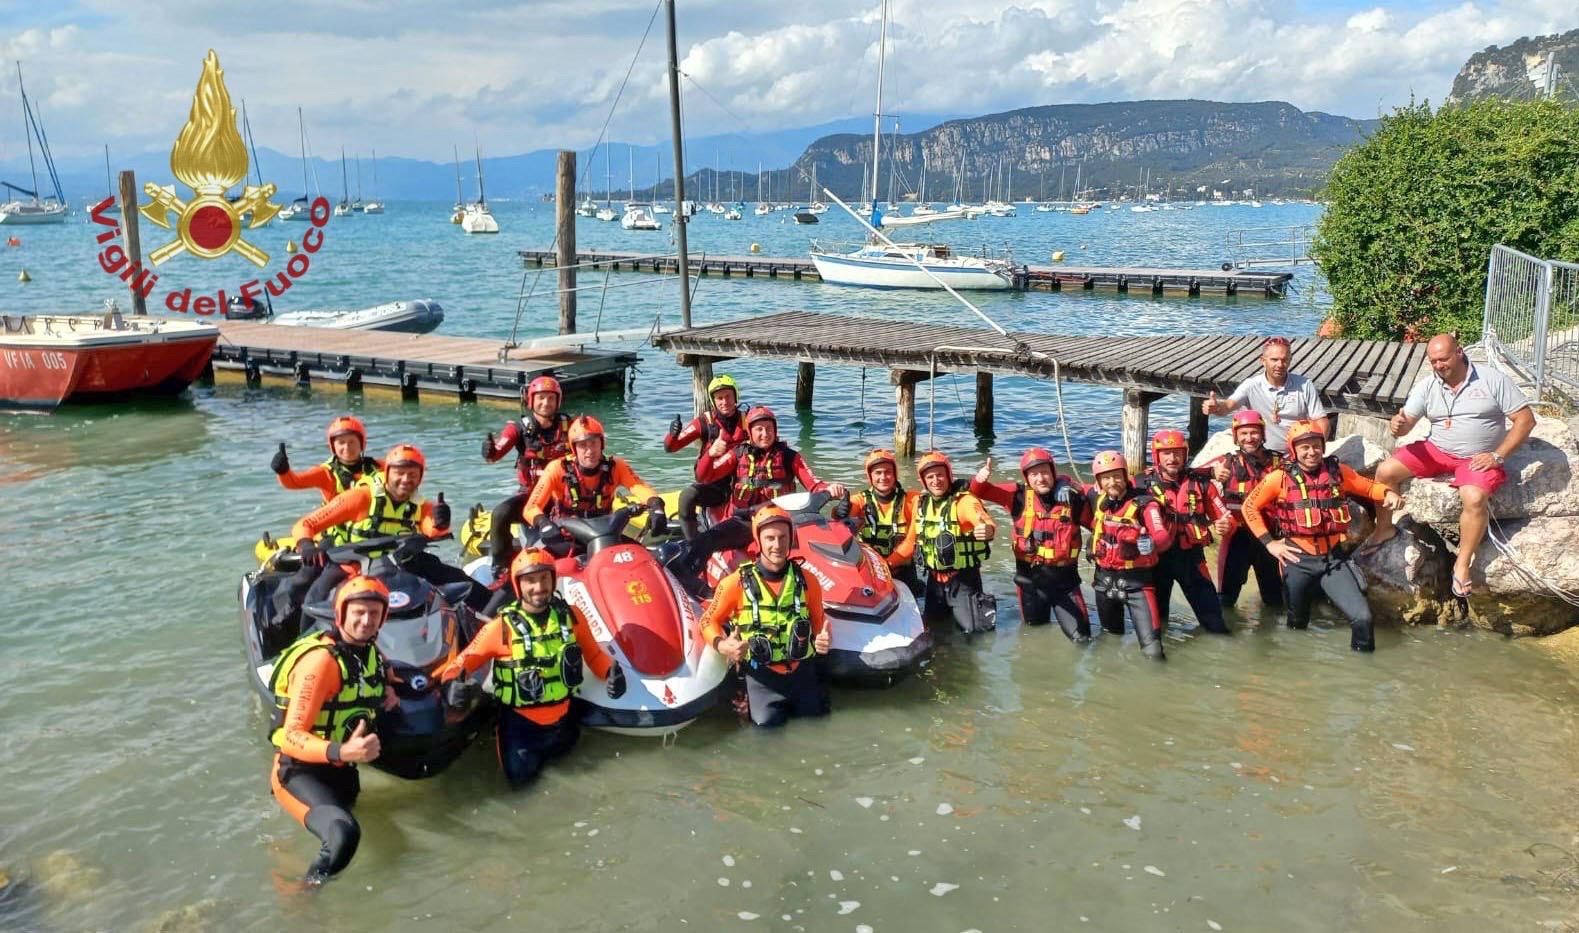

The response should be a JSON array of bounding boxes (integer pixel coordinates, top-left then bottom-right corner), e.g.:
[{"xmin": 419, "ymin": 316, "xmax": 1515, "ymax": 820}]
[{"xmin": 1484, "ymin": 510, "xmax": 1579, "ymax": 607}]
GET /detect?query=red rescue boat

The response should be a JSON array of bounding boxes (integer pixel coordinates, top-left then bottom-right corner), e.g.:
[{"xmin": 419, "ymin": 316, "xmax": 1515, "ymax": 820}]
[{"xmin": 0, "ymin": 310, "xmax": 218, "ymax": 410}]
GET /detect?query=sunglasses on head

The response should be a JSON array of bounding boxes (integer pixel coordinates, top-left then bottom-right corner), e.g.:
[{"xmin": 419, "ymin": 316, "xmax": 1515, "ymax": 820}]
[{"xmin": 1262, "ymin": 337, "xmax": 1291, "ymax": 349}]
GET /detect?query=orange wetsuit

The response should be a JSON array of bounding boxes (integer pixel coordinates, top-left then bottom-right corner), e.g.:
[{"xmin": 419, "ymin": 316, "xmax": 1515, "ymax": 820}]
[
  {"xmin": 291, "ymin": 486, "xmax": 447, "ymax": 541},
  {"xmin": 277, "ymin": 458, "xmax": 385, "ymax": 503},
  {"xmin": 437, "ymin": 608, "xmax": 611, "ymax": 725},
  {"xmin": 1241, "ymin": 462, "xmax": 1390, "ymax": 555},
  {"xmin": 699, "ymin": 560, "xmax": 828, "ymax": 674},
  {"xmin": 521, "ymin": 456, "xmax": 657, "ymax": 525}
]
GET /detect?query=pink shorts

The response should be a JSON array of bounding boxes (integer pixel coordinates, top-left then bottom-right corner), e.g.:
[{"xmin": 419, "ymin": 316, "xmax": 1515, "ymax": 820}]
[{"xmin": 1393, "ymin": 439, "xmax": 1507, "ymax": 494}]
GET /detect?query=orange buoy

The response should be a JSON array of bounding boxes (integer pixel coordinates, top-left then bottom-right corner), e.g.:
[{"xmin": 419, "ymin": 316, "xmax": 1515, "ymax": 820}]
[{"xmin": 5, "ymin": 237, "xmax": 19, "ymax": 247}]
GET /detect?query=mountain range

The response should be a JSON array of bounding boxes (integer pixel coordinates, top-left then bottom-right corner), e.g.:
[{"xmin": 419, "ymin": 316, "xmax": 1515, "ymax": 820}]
[{"xmin": 1448, "ymin": 27, "xmax": 1578, "ymax": 104}]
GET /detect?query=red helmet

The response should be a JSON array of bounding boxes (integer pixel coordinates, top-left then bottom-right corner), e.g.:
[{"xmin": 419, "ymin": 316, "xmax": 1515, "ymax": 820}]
[
  {"xmin": 383, "ymin": 444, "xmax": 426, "ymax": 480},
  {"xmin": 508, "ymin": 546, "xmax": 557, "ymax": 597},
  {"xmin": 524, "ymin": 375, "xmax": 562, "ymax": 401},
  {"xmin": 1091, "ymin": 450, "xmax": 1128, "ymax": 477},
  {"xmin": 1231, "ymin": 409, "xmax": 1265, "ymax": 437},
  {"xmin": 1019, "ymin": 447, "xmax": 1056, "ymax": 477},
  {"xmin": 745, "ymin": 406, "xmax": 777, "ymax": 429},
  {"xmin": 1286, "ymin": 419, "xmax": 1325, "ymax": 450},
  {"xmin": 751, "ymin": 505, "xmax": 794, "ymax": 545},
  {"xmin": 916, "ymin": 450, "xmax": 953, "ymax": 484},
  {"xmin": 568, "ymin": 415, "xmax": 605, "ymax": 446},
  {"xmin": 864, "ymin": 448, "xmax": 897, "ymax": 478},
  {"xmin": 325, "ymin": 415, "xmax": 366, "ymax": 450},
  {"xmin": 1150, "ymin": 429, "xmax": 1187, "ymax": 459},
  {"xmin": 334, "ymin": 575, "xmax": 390, "ymax": 629}
]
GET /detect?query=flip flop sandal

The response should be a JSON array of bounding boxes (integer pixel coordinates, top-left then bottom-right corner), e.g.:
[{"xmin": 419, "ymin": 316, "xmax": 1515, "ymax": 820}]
[{"xmin": 1451, "ymin": 576, "xmax": 1473, "ymax": 598}]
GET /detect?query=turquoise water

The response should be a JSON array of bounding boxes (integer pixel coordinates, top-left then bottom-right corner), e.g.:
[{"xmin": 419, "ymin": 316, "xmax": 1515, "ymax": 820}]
[{"xmin": 4, "ymin": 203, "xmax": 1579, "ymax": 930}]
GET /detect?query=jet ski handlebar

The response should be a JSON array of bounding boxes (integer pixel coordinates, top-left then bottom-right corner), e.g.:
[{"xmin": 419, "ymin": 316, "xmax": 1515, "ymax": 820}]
[{"xmin": 556, "ymin": 503, "xmax": 646, "ymax": 549}]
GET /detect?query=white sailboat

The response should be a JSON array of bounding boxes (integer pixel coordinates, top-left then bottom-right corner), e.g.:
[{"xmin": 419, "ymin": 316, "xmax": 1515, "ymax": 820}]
[
  {"xmin": 595, "ymin": 145, "xmax": 617, "ymax": 221},
  {"xmin": 0, "ymin": 63, "xmax": 66, "ymax": 224},
  {"xmin": 620, "ymin": 148, "xmax": 661, "ymax": 230},
  {"xmin": 279, "ymin": 108, "xmax": 314, "ymax": 222},
  {"xmin": 361, "ymin": 149, "xmax": 384, "ymax": 213},
  {"xmin": 810, "ymin": 2, "xmax": 1011, "ymax": 291},
  {"xmin": 460, "ymin": 143, "xmax": 499, "ymax": 234},
  {"xmin": 651, "ymin": 152, "xmax": 671, "ymax": 213},
  {"xmin": 333, "ymin": 149, "xmax": 353, "ymax": 216},
  {"xmin": 449, "ymin": 146, "xmax": 465, "ymax": 223}
]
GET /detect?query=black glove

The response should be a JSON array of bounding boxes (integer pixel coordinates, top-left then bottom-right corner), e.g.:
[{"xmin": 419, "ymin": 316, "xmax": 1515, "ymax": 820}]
[
  {"xmin": 645, "ymin": 496, "xmax": 668, "ymax": 535},
  {"xmin": 831, "ymin": 498, "xmax": 851, "ymax": 520},
  {"xmin": 606, "ymin": 661, "xmax": 627, "ymax": 699},
  {"xmin": 443, "ymin": 679, "xmax": 480, "ymax": 709},
  {"xmin": 668, "ymin": 414, "xmax": 683, "ymax": 438},
  {"xmin": 271, "ymin": 443, "xmax": 290, "ymax": 475},
  {"xmin": 295, "ymin": 537, "xmax": 319, "ymax": 565},
  {"xmin": 480, "ymin": 432, "xmax": 495, "ymax": 460},
  {"xmin": 432, "ymin": 492, "xmax": 451, "ymax": 530}
]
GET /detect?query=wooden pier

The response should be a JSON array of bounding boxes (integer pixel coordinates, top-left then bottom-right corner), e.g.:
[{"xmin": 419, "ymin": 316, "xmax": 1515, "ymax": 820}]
[
  {"xmin": 211, "ymin": 321, "xmax": 636, "ymax": 401},
  {"xmin": 520, "ymin": 250, "xmax": 1294, "ymax": 297},
  {"xmin": 654, "ymin": 310, "xmax": 1427, "ymax": 465}
]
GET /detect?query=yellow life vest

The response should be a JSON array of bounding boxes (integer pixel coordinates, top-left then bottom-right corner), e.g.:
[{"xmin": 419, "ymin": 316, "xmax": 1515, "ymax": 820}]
[
  {"xmin": 731, "ymin": 562, "xmax": 814, "ymax": 665},
  {"xmin": 492, "ymin": 599, "xmax": 582, "ymax": 707},
  {"xmin": 859, "ymin": 487, "xmax": 909, "ymax": 556},
  {"xmin": 346, "ymin": 477, "xmax": 425, "ymax": 550},
  {"xmin": 268, "ymin": 632, "xmax": 384, "ymax": 748},
  {"xmin": 321, "ymin": 456, "xmax": 381, "ymax": 545},
  {"xmin": 916, "ymin": 493, "xmax": 989, "ymax": 572}
]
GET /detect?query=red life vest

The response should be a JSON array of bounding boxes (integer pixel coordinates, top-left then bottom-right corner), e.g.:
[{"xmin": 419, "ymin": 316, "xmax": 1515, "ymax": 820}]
[
  {"xmin": 1144, "ymin": 470, "xmax": 1214, "ymax": 549},
  {"xmin": 730, "ymin": 441, "xmax": 795, "ymax": 510},
  {"xmin": 1091, "ymin": 491, "xmax": 1161, "ymax": 571},
  {"xmin": 561, "ymin": 455, "xmax": 617, "ymax": 518},
  {"xmin": 1219, "ymin": 449, "xmax": 1281, "ymax": 511},
  {"xmin": 515, "ymin": 413, "xmax": 572, "ymax": 488},
  {"xmin": 696, "ymin": 409, "xmax": 750, "ymax": 486},
  {"xmin": 1274, "ymin": 455, "xmax": 1353, "ymax": 539},
  {"xmin": 1013, "ymin": 480, "xmax": 1082, "ymax": 566}
]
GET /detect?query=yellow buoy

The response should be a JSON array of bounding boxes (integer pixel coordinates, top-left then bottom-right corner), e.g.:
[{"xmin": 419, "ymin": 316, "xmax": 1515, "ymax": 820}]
[
  {"xmin": 750, "ymin": 243, "xmax": 761, "ymax": 253},
  {"xmin": 17, "ymin": 268, "xmax": 30, "ymax": 283},
  {"xmin": 1051, "ymin": 250, "xmax": 1065, "ymax": 262},
  {"xmin": 285, "ymin": 240, "xmax": 298, "ymax": 254}
]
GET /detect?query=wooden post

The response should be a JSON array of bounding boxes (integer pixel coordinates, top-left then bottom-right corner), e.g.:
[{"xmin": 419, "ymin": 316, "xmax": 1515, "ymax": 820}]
[
  {"xmin": 1188, "ymin": 395, "xmax": 1210, "ymax": 456},
  {"xmin": 895, "ymin": 378, "xmax": 917, "ymax": 458},
  {"xmin": 974, "ymin": 372, "xmax": 994, "ymax": 435},
  {"xmin": 795, "ymin": 361, "xmax": 815, "ymax": 410},
  {"xmin": 690, "ymin": 358, "xmax": 714, "ymax": 417},
  {"xmin": 555, "ymin": 151, "xmax": 576, "ymax": 334},
  {"xmin": 117, "ymin": 170, "xmax": 147, "ymax": 315},
  {"xmin": 1121, "ymin": 389, "xmax": 1164, "ymax": 473}
]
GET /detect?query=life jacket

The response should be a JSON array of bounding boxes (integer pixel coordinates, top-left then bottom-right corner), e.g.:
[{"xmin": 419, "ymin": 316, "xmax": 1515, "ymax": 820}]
[
  {"xmin": 268, "ymin": 632, "xmax": 384, "ymax": 749},
  {"xmin": 1274, "ymin": 456, "xmax": 1353, "ymax": 539},
  {"xmin": 1013, "ymin": 479, "xmax": 1082, "ymax": 566},
  {"xmin": 916, "ymin": 489, "xmax": 990, "ymax": 573},
  {"xmin": 320, "ymin": 455, "xmax": 381, "ymax": 544},
  {"xmin": 514, "ymin": 413, "xmax": 572, "ymax": 487},
  {"xmin": 560, "ymin": 455, "xmax": 618, "ymax": 518},
  {"xmin": 491, "ymin": 598, "xmax": 583, "ymax": 707},
  {"xmin": 732, "ymin": 562, "xmax": 814, "ymax": 665},
  {"xmin": 1091, "ymin": 490, "xmax": 1162, "ymax": 572},
  {"xmin": 730, "ymin": 441, "xmax": 795, "ymax": 510},
  {"xmin": 1219, "ymin": 449, "xmax": 1281, "ymax": 512},
  {"xmin": 346, "ymin": 477, "xmax": 425, "ymax": 552},
  {"xmin": 700, "ymin": 409, "xmax": 749, "ymax": 451},
  {"xmin": 859, "ymin": 486, "xmax": 910, "ymax": 557},
  {"xmin": 1144, "ymin": 470, "xmax": 1214, "ymax": 549}
]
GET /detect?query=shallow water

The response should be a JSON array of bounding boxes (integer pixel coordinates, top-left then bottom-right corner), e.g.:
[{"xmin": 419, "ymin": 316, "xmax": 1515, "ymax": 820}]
[{"xmin": 4, "ymin": 203, "xmax": 1578, "ymax": 930}]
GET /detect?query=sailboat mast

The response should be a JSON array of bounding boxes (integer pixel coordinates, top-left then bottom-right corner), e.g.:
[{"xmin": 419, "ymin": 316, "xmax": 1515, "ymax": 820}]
[
  {"xmin": 453, "ymin": 144, "xmax": 463, "ymax": 206},
  {"xmin": 475, "ymin": 145, "xmax": 486, "ymax": 206},
  {"xmin": 340, "ymin": 148, "xmax": 348, "ymax": 204},
  {"xmin": 371, "ymin": 148, "xmax": 379, "ymax": 198},
  {"xmin": 16, "ymin": 63, "xmax": 39, "ymax": 202},
  {"xmin": 297, "ymin": 108, "xmax": 308, "ymax": 195},
  {"xmin": 104, "ymin": 144, "xmax": 112, "ymax": 196},
  {"xmin": 356, "ymin": 156, "xmax": 363, "ymax": 201},
  {"xmin": 868, "ymin": 0, "xmax": 887, "ymax": 222}
]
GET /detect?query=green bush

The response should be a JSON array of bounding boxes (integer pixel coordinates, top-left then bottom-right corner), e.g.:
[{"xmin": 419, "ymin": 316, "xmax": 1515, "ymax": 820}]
[{"xmin": 1313, "ymin": 98, "xmax": 1579, "ymax": 341}]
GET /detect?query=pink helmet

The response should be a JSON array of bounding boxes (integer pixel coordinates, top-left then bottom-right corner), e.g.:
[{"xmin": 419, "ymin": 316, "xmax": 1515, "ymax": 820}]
[
  {"xmin": 1231, "ymin": 409, "xmax": 1265, "ymax": 436},
  {"xmin": 1091, "ymin": 450, "xmax": 1127, "ymax": 477}
]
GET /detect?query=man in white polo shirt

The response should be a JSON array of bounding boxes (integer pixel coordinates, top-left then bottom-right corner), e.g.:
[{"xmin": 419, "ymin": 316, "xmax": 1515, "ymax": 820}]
[
  {"xmin": 1363, "ymin": 333, "xmax": 1535, "ymax": 596},
  {"xmin": 1202, "ymin": 337, "xmax": 1330, "ymax": 453}
]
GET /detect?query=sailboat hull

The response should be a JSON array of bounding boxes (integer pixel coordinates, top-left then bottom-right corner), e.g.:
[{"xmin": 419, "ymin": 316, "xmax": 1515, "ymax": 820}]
[
  {"xmin": 810, "ymin": 252, "xmax": 1013, "ymax": 290},
  {"xmin": 0, "ymin": 204, "xmax": 68, "ymax": 224}
]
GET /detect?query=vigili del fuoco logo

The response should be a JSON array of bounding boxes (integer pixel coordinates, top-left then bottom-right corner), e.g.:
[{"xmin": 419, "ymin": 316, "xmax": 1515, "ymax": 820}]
[{"xmin": 88, "ymin": 49, "xmax": 332, "ymax": 315}]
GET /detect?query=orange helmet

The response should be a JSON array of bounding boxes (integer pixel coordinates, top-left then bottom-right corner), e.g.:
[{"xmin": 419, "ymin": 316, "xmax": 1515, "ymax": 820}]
[
  {"xmin": 745, "ymin": 406, "xmax": 778, "ymax": 429},
  {"xmin": 1286, "ymin": 419, "xmax": 1325, "ymax": 450},
  {"xmin": 383, "ymin": 443, "xmax": 426, "ymax": 480},
  {"xmin": 508, "ymin": 546, "xmax": 557, "ymax": 597},
  {"xmin": 864, "ymin": 448, "xmax": 897, "ymax": 478},
  {"xmin": 1091, "ymin": 450, "xmax": 1128, "ymax": 477},
  {"xmin": 568, "ymin": 415, "xmax": 605, "ymax": 446},
  {"xmin": 326, "ymin": 415, "xmax": 366, "ymax": 450},
  {"xmin": 1231, "ymin": 410, "xmax": 1265, "ymax": 435},
  {"xmin": 1151, "ymin": 429, "xmax": 1187, "ymax": 460},
  {"xmin": 916, "ymin": 450, "xmax": 953, "ymax": 484},
  {"xmin": 334, "ymin": 575, "xmax": 390, "ymax": 629},
  {"xmin": 751, "ymin": 505, "xmax": 794, "ymax": 545},
  {"xmin": 1019, "ymin": 447, "xmax": 1055, "ymax": 477}
]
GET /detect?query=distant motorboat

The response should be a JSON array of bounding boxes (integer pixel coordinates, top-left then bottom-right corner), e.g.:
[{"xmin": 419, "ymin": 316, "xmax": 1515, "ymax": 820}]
[
  {"xmin": 723, "ymin": 204, "xmax": 743, "ymax": 221},
  {"xmin": 595, "ymin": 206, "xmax": 618, "ymax": 222},
  {"xmin": 793, "ymin": 208, "xmax": 818, "ymax": 225},
  {"xmin": 620, "ymin": 203, "xmax": 661, "ymax": 230},
  {"xmin": 652, "ymin": 202, "xmax": 671, "ymax": 214},
  {"xmin": 272, "ymin": 299, "xmax": 445, "ymax": 334},
  {"xmin": 279, "ymin": 197, "xmax": 312, "ymax": 222}
]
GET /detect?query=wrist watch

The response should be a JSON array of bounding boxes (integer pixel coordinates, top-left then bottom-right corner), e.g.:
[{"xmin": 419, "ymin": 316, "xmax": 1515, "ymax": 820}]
[{"xmin": 1491, "ymin": 452, "xmax": 1505, "ymax": 465}]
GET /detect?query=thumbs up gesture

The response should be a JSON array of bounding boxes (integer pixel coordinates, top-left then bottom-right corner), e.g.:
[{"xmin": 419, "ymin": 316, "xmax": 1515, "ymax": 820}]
[
  {"xmin": 339, "ymin": 720, "xmax": 381, "ymax": 763},
  {"xmin": 1201, "ymin": 392, "xmax": 1219, "ymax": 416},
  {"xmin": 480, "ymin": 432, "xmax": 496, "ymax": 460},
  {"xmin": 974, "ymin": 457, "xmax": 992, "ymax": 484},
  {"xmin": 270, "ymin": 442, "xmax": 290, "ymax": 475},
  {"xmin": 1389, "ymin": 407, "xmax": 1409, "ymax": 438},
  {"xmin": 432, "ymin": 492, "xmax": 452, "ymax": 530}
]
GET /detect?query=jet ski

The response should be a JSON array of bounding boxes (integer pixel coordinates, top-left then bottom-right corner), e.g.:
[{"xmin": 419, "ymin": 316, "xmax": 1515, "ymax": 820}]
[
  {"xmin": 682, "ymin": 490, "xmax": 931, "ymax": 687},
  {"xmin": 465, "ymin": 503, "xmax": 729, "ymax": 736},
  {"xmin": 240, "ymin": 534, "xmax": 491, "ymax": 779}
]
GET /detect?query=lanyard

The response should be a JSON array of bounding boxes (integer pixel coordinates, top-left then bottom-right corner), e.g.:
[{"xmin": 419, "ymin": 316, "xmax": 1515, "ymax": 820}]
[{"xmin": 1438, "ymin": 368, "xmax": 1473, "ymax": 428}]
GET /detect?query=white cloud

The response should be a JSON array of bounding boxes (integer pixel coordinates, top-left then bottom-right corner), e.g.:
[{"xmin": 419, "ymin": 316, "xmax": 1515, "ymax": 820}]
[{"xmin": 4, "ymin": 0, "xmax": 1576, "ymax": 162}]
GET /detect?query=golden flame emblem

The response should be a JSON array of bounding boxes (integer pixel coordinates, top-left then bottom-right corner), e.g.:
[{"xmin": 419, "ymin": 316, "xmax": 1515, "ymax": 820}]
[{"xmin": 138, "ymin": 50, "xmax": 280, "ymax": 267}]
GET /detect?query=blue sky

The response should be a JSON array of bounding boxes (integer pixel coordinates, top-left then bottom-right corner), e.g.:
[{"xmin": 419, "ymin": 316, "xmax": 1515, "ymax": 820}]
[{"xmin": 0, "ymin": 0, "xmax": 1570, "ymax": 162}]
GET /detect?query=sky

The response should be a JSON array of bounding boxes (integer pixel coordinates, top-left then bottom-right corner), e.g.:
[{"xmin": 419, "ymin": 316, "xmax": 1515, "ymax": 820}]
[{"xmin": 0, "ymin": 0, "xmax": 1571, "ymax": 163}]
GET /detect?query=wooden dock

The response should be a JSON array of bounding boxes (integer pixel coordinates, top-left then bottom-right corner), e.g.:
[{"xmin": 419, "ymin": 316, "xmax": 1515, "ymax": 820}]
[
  {"xmin": 654, "ymin": 310, "xmax": 1426, "ymax": 465},
  {"xmin": 211, "ymin": 321, "xmax": 636, "ymax": 401},
  {"xmin": 519, "ymin": 250, "xmax": 1294, "ymax": 297}
]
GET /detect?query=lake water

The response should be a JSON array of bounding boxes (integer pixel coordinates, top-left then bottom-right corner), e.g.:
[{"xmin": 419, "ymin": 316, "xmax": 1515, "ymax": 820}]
[{"xmin": 3, "ymin": 201, "xmax": 1578, "ymax": 931}]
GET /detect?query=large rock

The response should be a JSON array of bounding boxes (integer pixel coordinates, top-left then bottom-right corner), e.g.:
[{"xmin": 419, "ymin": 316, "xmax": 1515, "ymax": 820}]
[
  {"xmin": 1397, "ymin": 416, "xmax": 1579, "ymax": 524},
  {"xmin": 1351, "ymin": 516, "xmax": 1458, "ymax": 626},
  {"xmin": 1190, "ymin": 429, "xmax": 1388, "ymax": 473},
  {"xmin": 1448, "ymin": 515, "xmax": 1579, "ymax": 635}
]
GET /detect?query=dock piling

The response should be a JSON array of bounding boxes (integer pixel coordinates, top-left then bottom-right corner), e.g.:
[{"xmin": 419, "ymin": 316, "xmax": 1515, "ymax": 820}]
[
  {"xmin": 892, "ymin": 370, "xmax": 922, "ymax": 458},
  {"xmin": 795, "ymin": 362, "xmax": 815, "ymax": 410},
  {"xmin": 1188, "ymin": 395, "xmax": 1210, "ymax": 455},
  {"xmin": 1122, "ymin": 389, "xmax": 1164, "ymax": 473},
  {"xmin": 687, "ymin": 356, "xmax": 716, "ymax": 417},
  {"xmin": 974, "ymin": 372, "xmax": 994, "ymax": 435},
  {"xmin": 556, "ymin": 151, "xmax": 576, "ymax": 334},
  {"xmin": 116, "ymin": 170, "xmax": 147, "ymax": 315}
]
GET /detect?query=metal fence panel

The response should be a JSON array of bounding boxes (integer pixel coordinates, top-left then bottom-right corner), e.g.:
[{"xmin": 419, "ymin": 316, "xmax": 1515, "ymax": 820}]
[{"xmin": 1482, "ymin": 244, "xmax": 1579, "ymax": 401}]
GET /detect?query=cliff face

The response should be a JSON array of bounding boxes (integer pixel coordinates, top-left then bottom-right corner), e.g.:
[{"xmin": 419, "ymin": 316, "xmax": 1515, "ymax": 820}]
[
  {"xmin": 765, "ymin": 100, "xmax": 1374, "ymax": 200},
  {"xmin": 1447, "ymin": 28, "xmax": 1579, "ymax": 104}
]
